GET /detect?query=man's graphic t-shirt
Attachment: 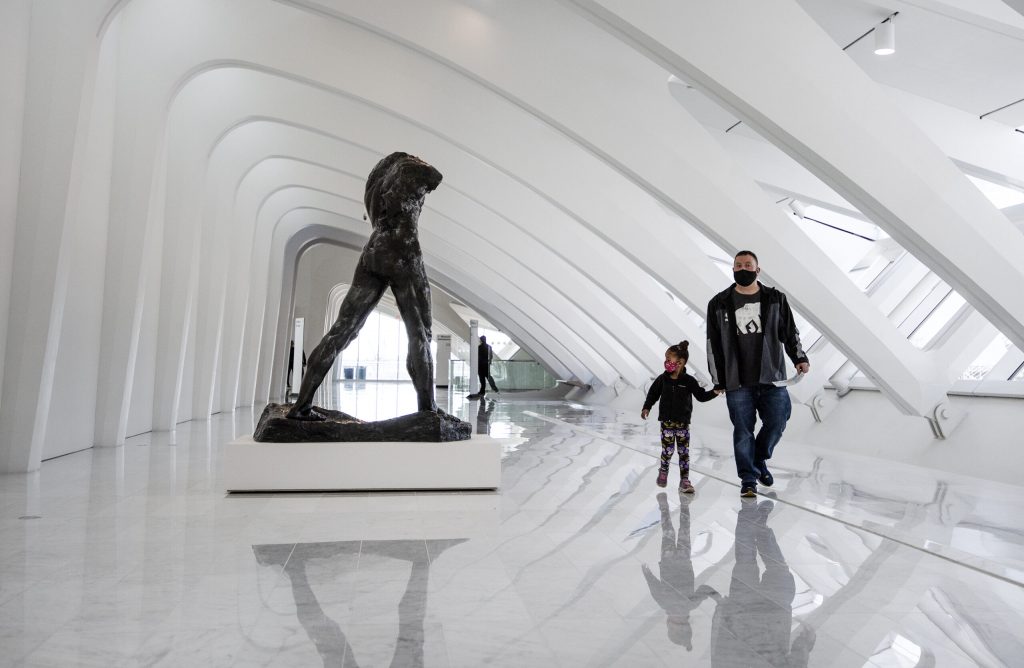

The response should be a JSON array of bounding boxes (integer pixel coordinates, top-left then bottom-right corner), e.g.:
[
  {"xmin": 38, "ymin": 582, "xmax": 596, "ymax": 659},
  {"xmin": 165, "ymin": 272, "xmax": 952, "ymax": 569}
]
[{"xmin": 731, "ymin": 289, "xmax": 764, "ymax": 387}]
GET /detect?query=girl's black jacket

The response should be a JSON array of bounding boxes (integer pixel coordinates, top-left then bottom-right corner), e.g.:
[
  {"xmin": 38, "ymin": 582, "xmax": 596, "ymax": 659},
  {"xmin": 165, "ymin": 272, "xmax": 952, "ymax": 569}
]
[{"xmin": 643, "ymin": 371, "xmax": 718, "ymax": 423}]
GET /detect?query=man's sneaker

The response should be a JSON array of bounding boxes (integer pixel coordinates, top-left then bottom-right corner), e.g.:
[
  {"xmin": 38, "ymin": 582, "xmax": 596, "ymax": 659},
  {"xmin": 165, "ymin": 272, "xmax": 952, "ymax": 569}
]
[
  {"xmin": 679, "ymin": 479, "xmax": 695, "ymax": 494},
  {"xmin": 656, "ymin": 469, "xmax": 668, "ymax": 488},
  {"xmin": 758, "ymin": 465, "xmax": 774, "ymax": 487},
  {"xmin": 740, "ymin": 484, "xmax": 757, "ymax": 498}
]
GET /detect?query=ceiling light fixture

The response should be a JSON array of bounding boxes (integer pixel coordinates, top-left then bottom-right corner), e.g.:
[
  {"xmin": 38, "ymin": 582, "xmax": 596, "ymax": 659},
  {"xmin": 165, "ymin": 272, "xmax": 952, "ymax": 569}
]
[
  {"xmin": 874, "ymin": 16, "xmax": 895, "ymax": 55},
  {"xmin": 788, "ymin": 199, "xmax": 807, "ymax": 219}
]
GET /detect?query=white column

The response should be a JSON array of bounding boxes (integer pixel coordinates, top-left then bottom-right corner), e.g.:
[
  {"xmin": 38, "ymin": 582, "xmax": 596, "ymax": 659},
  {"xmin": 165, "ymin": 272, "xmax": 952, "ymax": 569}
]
[
  {"xmin": 0, "ymin": 0, "xmax": 107, "ymax": 472},
  {"xmin": 0, "ymin": 0, "xmax": 30, "ymax": 405},
  {"xmin": 291, "ymin": 317, "xmax": 304, "ymax": 393},
  {"xmin": 92, "ymin": 4, "xmax": 172, "ymax": 446},
  {"xmin": 435, "ymin": 335, "xmax": 452, "ymax": 388},
  {"xmin": 469, "ymin": 319, "xmax": 480, "ymax": 394}
]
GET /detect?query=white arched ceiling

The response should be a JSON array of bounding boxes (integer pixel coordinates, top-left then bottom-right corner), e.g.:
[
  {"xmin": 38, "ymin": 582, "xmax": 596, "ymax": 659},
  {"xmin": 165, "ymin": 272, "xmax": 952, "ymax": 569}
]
[
  {"xmin": 258, "ymin": 192, "xmax": 620, "ymax": 393},
  {"xmin": 244, "ymin": 164, "xmax": 650, "ymax": 380},
  {"xmin": 119, "ymin": 0, "xmax": 942, "ymax": 426},
  {"xmin": 265, "ymin": 217, "xmax": 581, "ymax": 401},
  {"xmin": 4, "ymin": 0, "xmax": 1022, "ymax": 471},
  {"xmin": 564, "ymin": 0, "xmax": 1024, "ymax": 347},
  {"xmin": 233, "ymin": 0, "xmax": 955, "ymax": 415},
  {"xmin": 148, "ymin": 64, "xmax": 735, "ymax": 424},
  {"xmin": 146, "ymin": 53, "xmax": 921, "ymax": 428}
]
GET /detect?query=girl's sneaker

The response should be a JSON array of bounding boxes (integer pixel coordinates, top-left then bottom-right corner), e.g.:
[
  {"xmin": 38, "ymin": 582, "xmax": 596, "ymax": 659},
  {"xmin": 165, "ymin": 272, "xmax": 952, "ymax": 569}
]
[
  {"xmin": 656, "ymin": 470, "xmax": 668, "ymax": 487},
  {"xmin": 679, "ymin": 479, "xmax": 695, "ymax": 494}
]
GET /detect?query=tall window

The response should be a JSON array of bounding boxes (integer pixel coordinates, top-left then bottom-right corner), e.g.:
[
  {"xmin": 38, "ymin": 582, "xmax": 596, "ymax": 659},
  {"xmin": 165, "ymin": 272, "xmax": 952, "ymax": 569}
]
[{"xmin": 333, "ymin": 310, "xmax": 436, "ymax": 381}]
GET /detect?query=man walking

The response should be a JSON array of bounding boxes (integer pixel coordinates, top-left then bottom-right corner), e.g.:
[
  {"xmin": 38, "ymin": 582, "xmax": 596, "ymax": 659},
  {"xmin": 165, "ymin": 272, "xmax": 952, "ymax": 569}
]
[
  {"xmin": 706, "ymin": 251, "xmax": 809, "ymax": 497},
  {"xmin": 469, "ymin": 335, "xmax": 499, "ymax": 399}
]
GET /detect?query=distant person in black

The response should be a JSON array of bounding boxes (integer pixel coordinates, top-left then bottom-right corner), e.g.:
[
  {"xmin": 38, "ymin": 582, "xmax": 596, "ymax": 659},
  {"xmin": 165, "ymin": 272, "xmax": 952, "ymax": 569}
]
[
  {"xmin": 641, "ymin": 341, "xmax": 720, "ymax": 492},
  {"xmin": 468, "ymin": 335, "xmax": 499, "ymax": 399},
  {"xmin": 286, "ymin": 340, "xmax": 307, "ymax": 396}
]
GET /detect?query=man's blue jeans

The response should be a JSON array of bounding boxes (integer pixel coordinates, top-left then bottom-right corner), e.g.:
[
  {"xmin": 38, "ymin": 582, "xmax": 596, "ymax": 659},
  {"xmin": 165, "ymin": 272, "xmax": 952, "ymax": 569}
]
[{"xmin": 725, "ymin": 384, "xmax": 792, "ymax": 485}]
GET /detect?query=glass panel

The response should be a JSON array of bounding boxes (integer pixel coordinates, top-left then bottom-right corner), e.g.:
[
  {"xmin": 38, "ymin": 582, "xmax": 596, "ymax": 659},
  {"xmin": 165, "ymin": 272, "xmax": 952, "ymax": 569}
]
[
  {"xmin": 959, "ymin": 333, "xmax": 1012, "ymax": 381},
  {"xmin": 792, "ymin": 205, "xmax": 877, "ymax": 272},
  {"xmin": 332, "ymin": 310, "xmax": 410, "ymax": 382},
  {"xmin": 966, "ymin": 175, "xmax": 1024, "ymax": 209},
  {"xmin": 448, "ymin": 359, "xmax": 556, "ymax": 391},
  {"xmin": 908, "ymin": 291, "xmax": 967, "ymax": 348},
  {"xmin": 852, "ymin": 256, "xmax": 894, "ymax": 291},
  {"xmin": 491, "ymin": 360, "xmax": 557, "ymax": 390}
]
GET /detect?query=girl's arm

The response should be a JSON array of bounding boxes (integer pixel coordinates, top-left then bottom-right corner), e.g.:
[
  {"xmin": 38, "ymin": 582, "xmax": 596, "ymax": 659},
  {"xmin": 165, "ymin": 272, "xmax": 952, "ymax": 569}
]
[
  {"xmin": 642, "ymin": 375, "xmax": 663, "ymax": 412},
  {"xmin": 686, "ymin": 375, "xmax": 719, "ymax": 402}
]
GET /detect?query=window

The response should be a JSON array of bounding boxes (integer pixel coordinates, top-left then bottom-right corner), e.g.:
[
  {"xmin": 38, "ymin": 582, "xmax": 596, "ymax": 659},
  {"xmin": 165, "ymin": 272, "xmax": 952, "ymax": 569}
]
[
  {"xmin": 966, "ymin": 175, "xmax": 1024, "ymax": 209},
  {"xmin": 959, "ymin": 334, "xmax": 1012, "ymax": 381},
  {"xmin": 334, "ymin": 310, "xmax": 408, "ymax": 381},
  {"xmin": 908, "ymin": 291, "xmax": 967, "ymax": 349}
]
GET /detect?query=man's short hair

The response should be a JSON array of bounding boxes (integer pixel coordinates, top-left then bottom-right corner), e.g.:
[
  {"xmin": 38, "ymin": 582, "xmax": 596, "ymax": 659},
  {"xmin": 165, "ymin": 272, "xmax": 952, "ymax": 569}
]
[{"xmin": 735, "ymin": 250, "xmax": 759, "ymax": 264}]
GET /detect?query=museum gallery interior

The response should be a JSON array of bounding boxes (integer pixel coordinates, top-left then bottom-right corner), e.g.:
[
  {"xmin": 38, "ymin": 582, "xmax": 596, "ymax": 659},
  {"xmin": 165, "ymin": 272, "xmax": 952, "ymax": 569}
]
[{"xmin": 2, "ymin": 1, "xmax": 1024, "ymax": 666}]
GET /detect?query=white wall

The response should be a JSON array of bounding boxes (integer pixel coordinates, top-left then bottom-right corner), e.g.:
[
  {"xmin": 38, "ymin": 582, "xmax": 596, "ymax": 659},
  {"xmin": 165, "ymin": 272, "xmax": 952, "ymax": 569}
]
[
  {"xmin": 788, "ymin": 391, "xmax": 1024, "ymax": 485},
  {"xmin": 592, "ymin": 386, "xmax": 1023, "ymax": 486},
  {"xmin": 291, "ymin": 244, "xmax": 360, "ymax": 359},
  {"xmin": 0, "ymin": 0, "xmax": 31, "ymax": 418},
  {"xmin": 43, "ymin": 18, "xmax": 120, "ymax": 459}
]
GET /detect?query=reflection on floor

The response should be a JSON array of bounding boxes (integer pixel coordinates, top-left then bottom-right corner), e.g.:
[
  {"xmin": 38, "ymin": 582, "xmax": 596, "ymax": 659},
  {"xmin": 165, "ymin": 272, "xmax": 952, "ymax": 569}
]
[{"xmin": 1, "ymin": 382, "xmax": 1022, "ymax": 666}]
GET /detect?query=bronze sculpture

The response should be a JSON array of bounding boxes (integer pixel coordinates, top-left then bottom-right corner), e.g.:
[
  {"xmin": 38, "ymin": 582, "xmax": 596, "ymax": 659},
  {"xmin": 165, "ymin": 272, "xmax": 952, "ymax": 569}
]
[{"xmin": 254, "ymin": 152, "xmax": 471, "ymax": 442}]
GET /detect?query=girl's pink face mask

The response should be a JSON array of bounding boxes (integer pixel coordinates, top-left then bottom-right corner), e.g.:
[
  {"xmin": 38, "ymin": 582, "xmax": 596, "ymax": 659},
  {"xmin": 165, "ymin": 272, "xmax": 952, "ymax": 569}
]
[{"xmin": 664, "ymin": 360, "xmax": 680, "ymax": 373}]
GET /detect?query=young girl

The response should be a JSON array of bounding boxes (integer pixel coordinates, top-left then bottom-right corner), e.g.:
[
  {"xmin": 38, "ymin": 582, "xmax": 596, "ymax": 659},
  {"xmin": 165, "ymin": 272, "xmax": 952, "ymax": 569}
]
[{"xmin": 641, "ymin": 341, "xmax": 721, "ymax": 492}]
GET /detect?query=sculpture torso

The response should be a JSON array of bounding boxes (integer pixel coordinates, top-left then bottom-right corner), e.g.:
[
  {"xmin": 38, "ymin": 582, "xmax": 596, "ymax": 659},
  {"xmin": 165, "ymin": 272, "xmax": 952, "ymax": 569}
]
[{"xmin": 362, "ymin": 191, "xmax": 427, "ymax": 277}]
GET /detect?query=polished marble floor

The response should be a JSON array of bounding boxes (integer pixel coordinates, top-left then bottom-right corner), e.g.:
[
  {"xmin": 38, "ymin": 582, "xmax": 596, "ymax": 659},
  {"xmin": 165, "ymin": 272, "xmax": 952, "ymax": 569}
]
[{"xmin": 1, "ymin": 383, "xmax": 1022, "ymax": 666}]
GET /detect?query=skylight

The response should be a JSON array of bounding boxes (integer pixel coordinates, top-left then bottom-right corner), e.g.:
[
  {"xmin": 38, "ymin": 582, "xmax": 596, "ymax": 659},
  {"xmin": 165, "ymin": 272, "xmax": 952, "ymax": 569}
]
[{"xmin": 966, "ymin": 175, "xmax": 1024, "ymax": 209}]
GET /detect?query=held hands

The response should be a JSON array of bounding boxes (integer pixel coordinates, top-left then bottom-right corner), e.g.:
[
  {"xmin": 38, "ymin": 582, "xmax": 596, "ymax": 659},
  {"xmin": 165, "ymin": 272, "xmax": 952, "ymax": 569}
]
[
  {"xmin": 795, "ymin": 362, "xmax": 810, "ymax": 375},
  {"xmin": 640, "ymin": 408, "xmax": 650, "ymax": 420}
]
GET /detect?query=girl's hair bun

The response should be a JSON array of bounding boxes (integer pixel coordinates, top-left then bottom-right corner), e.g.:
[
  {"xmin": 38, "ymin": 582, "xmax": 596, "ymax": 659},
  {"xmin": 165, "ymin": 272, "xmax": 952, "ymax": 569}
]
[{"xmin": 667, "ymin": 340, "xmax": 690, "ymax": 360}]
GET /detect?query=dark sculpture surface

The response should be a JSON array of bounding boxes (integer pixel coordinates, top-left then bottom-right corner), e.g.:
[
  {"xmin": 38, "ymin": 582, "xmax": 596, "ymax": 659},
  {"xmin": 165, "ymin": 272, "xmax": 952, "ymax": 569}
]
[
  {"xmin": 255, "ymin": 403, "xmax": 471, "ymax": 442},
  {"xmin": 256, "ymin": 152, "xmax": 471, "ymax": 442}
]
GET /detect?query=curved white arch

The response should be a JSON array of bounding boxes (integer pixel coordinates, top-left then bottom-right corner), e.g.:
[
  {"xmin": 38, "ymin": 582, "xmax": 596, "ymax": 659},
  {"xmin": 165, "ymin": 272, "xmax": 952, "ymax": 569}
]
[
  {"xmin": 121, "ymin": 2, "xmax": 950, "ymax": 428},
  {"xmin": 265, "ymin": 215, "xmax": 583, "ymax": 401},
  {"xmin": 8, "ymin": 0, "xmax": 1015, "ymax": 472}
]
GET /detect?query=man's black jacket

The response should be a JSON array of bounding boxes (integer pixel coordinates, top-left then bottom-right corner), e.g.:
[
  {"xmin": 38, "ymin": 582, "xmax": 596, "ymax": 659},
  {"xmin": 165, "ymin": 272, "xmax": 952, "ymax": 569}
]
[{"xmin": 706, "ymin": 283, "xmax": 808, "ymax": 391}]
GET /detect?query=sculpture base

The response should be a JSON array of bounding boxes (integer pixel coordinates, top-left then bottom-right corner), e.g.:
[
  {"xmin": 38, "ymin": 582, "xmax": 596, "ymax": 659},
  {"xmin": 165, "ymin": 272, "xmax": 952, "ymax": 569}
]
[
  {"xmin": 253, "ymin": 403, "xmax": 472, "ymax": 442},
  {"xmin": 224, "ymin": 435, "xmax": 506, "ymax": 492}
]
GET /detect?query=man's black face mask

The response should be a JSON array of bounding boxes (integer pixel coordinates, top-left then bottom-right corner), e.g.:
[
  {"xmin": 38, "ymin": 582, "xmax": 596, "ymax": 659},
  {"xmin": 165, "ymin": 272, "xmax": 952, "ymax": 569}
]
[{"xmin": 733, "ymin": 269, "xmax": 757, "ymax": 287}]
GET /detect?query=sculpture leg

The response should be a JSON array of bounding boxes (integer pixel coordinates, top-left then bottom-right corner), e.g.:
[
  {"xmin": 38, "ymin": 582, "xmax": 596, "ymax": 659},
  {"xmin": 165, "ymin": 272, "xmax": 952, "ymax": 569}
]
[
  {"xmin": 287, "ymin": 264, "xmax": 386, "ymax": 419},
  {"xmin": 392, "ymin": 266, "xmax": 437, "ymax": 412}
]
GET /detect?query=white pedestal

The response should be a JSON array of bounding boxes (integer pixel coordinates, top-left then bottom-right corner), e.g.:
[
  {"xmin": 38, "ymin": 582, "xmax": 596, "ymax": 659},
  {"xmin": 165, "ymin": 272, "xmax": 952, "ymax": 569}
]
[{"xmin": 224, "ymin": 435, "xmax": 505, "ymax": 492}]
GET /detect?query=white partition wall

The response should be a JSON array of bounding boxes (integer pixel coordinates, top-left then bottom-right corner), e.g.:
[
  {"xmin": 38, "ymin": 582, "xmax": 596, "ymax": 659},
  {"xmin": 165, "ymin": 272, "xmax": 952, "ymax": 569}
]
[{"xmin": 2, "ymin": 0, "xmax": 1023, "ymax": 472}]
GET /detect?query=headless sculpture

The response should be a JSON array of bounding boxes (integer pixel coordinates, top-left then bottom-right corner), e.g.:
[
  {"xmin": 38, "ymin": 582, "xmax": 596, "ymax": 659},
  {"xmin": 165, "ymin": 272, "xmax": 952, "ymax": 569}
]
[{"xmin": 287, "ymin": 152, "xmax": 442, "ymax": 420}]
